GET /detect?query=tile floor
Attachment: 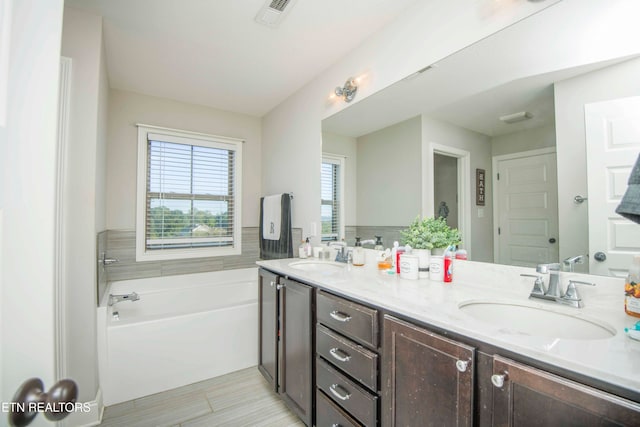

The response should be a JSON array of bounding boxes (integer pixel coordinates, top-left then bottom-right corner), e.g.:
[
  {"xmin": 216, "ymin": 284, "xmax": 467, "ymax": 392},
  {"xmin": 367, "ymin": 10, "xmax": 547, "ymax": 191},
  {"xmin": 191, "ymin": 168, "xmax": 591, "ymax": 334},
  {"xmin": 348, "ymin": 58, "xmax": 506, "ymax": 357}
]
[{"xmin": 99, "ymin": 367, "xmax": 304, "ymax": 427}]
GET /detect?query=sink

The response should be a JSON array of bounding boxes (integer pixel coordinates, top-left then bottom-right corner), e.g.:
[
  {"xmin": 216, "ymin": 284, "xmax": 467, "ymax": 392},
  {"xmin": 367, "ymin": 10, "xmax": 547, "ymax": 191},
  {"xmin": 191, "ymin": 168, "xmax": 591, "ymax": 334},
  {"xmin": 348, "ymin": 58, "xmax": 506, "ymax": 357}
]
[
  {"xmin": 288, "ymin": 261, "xmax": 346, "ymax": 273},
  {"xmin": 458, "ymin": 300, "xmax": 616, "ymax": 340}
]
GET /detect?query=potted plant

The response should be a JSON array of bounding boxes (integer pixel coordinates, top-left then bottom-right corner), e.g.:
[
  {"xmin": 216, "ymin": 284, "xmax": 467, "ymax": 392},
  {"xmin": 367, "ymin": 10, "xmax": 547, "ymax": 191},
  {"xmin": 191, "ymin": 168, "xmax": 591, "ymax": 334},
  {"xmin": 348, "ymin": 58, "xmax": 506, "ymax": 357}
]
[{"xmin": 401, "ymin": 216, "xmax": 461, "ymax": 252}]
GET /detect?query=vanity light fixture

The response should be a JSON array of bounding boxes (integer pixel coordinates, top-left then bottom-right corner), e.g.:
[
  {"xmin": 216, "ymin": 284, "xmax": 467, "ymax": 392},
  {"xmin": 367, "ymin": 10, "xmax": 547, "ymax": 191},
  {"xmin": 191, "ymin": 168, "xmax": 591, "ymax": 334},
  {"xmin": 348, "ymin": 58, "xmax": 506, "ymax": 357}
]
[
  {"xmin": 335, "ymin": 77, "xmax": 358, "ymax": 103},
  {"xmin": 499, "ymin": 111, "xmax": 532, "ymax": 124}
]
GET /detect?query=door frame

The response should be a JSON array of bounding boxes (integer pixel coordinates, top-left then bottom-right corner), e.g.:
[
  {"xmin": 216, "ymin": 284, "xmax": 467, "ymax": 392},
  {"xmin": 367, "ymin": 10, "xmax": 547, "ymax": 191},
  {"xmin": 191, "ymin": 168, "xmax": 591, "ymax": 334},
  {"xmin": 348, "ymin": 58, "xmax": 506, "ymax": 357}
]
[
  {"xmin": 492, "ymin": 147, "xmax": 556, "ymax": 264},
  {"xmin": 425, "ymin": 143, "xmax": 471, "ymax": 257}
]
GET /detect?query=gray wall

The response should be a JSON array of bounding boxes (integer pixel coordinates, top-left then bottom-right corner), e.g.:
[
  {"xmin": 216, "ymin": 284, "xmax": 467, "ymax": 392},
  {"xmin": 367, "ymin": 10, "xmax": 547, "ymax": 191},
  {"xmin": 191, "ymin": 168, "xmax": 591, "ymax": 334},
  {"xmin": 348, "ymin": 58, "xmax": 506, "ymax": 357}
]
[
  {"xmin": 491, "ymin": 124, "xmax": 556, "ymax": 157},
  {"xmin": 356, "ymin": 117, "xmax": 422, "ymax": 226}
]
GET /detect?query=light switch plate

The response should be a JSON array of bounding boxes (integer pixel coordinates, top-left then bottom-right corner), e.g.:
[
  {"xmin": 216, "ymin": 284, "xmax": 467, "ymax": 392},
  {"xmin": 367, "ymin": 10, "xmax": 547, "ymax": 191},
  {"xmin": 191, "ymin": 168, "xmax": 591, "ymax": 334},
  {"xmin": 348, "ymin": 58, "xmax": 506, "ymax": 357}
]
[{"xmin": 477, "ymin": 208, "xmax": 484, "ymax": 218}]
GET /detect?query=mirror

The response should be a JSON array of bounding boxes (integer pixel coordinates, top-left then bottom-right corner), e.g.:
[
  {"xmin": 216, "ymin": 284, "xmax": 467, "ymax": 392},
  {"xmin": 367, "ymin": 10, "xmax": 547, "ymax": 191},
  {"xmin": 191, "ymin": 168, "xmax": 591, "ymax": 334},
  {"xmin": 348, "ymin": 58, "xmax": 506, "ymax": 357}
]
[{"xmin": 321, "ymin": 2, "xmax": 640, "ymax": 276}]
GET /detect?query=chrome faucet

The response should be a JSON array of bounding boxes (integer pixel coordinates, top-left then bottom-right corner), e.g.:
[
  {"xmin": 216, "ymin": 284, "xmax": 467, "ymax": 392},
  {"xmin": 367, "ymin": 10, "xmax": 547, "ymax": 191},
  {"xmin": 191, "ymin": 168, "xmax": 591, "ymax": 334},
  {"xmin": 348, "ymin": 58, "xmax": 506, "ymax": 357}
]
[
  {"xmin": 521, "ymin": 263, "xmax": 596, "ymax": 308},
  {"xmin": 109, "ymin": 292, "xmax": 140, "ymax": 306},
  {"xmin": 327, "ymin": 241, "xmax": 348, "ymax": 263},
  {"xmin": 563, "ymin": 255, "xmax": 585, "ymax": 272},
  {"xmin": 536, "ymin": 263, "xmax": 562, "ymax": 298}
]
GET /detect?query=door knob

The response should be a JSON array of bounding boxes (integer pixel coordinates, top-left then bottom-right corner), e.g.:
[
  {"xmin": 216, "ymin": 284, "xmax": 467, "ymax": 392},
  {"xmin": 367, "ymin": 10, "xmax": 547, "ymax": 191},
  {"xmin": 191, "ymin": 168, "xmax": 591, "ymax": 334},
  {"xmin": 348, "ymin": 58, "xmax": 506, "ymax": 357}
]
[
  {"xmin": 594, "ymin": 252, "xmax": 607, "ymax": 262},
  {"xmin": 9, "ymin": 378, "xmax": 78, "ymax": 426},
  {"xmin": 491, "ymin": 373, "xmax": 508, "ymax": 388},
  {"xmin": 548, "ymin": 238, "xmax": 556, "ymax": 244}
]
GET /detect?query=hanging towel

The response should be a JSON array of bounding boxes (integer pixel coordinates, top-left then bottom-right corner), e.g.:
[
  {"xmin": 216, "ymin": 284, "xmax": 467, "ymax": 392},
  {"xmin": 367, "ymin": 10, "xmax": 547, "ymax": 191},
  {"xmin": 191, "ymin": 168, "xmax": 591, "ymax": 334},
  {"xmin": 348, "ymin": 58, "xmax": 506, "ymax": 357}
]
[
  {"xmin": 262, "ymin": 194, "xmax": 282, "ymax": 240},
  {"xmin": 259, "ymin": 194, "xmax": 293, "ymax": 259},
  {"xmin": 616, "ymin": 153, "xmax": 640, "ymax": 225}
]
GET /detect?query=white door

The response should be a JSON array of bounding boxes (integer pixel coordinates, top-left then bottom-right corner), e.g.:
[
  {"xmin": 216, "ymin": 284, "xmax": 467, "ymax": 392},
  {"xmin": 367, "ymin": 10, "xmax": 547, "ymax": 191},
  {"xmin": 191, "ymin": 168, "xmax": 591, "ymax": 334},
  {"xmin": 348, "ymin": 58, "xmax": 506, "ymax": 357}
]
[
  {"xmin": 494, "ymin": 150, "xmax": 559, "ymax": 267},
  {"xmin": 585, "ymin": 96, "xmax": 640, "ymax": 277},
  {"xmin": 1, "ymin": 0, "xmax": 65, "ymax": 420}
]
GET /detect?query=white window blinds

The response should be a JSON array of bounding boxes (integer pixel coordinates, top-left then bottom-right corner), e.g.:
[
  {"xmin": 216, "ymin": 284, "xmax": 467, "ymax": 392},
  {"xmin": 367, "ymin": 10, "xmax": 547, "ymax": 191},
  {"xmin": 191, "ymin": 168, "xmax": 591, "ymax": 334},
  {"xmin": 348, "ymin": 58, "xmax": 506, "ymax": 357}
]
[
  {"xmin": 136, "ymin": 125, "xmax": 242, "ymax": 261},
  {"xmin": 321, "ymin": 155, "xmax": 343, "ymax": 241}
]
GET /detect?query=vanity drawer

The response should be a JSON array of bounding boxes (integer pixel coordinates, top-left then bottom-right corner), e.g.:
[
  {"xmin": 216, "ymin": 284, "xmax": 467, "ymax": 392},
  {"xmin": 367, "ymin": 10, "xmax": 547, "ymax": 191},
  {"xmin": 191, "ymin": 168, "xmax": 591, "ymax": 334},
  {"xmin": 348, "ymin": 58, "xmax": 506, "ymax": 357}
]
[
  {"xmin": 316, "ymin": 389, "xmax": 362, "ymax": 427},
  {"xmin": 317, "ymin": 290, "xmax": 379, "ymax": 349},
  {"xmin": 317, "ymin": 357, "xmax": 378, "ymax": 427},
  {"xmin": 317, "ymin": 324, "xmax": 378, "ymax": 391}
]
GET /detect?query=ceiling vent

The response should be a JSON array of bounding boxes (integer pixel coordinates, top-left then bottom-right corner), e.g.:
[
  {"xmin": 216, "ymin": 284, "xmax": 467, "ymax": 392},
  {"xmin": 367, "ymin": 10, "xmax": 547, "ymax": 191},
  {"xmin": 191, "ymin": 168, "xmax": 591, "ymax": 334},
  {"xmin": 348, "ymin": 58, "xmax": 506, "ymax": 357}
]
[
  {"xmin": 255, "ymin": 0, "xmax": 297, "ymax": 28},
  {"xmin": 499, "ymin": 111, "xmax": 533, "ymax": 124}
]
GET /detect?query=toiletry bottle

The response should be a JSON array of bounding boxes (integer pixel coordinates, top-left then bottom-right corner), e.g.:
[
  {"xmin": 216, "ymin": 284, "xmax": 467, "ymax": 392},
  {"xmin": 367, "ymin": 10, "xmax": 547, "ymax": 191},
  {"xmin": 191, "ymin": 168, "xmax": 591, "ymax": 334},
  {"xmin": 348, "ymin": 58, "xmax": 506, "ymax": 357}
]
[
  {"xmin": 304, "ymin": 237, "xmax": 312, "ymax": 257},
  {"xmin": 624, "ymin": 255, "xmax": 640, "ymax": 318},
  {"xmin": 374, "ymin": 235, "xmax": 384, "ymax": 251},
  {"xmin": 396, "ymin": 246, "xmax": 405, "ymax": 274},
  {"xmin": 298, "ymin": 240, "xmax": 307, "ymax": 259},
  {"xmin": 444, "ymin": 249, "xmax": 453, "ymax": 283},
  {"xmin": 391, "ymin": 241, "xmax": 399, "ymax": 273},
  {"xmin": 352, "ymin": 237, "xmax": 365, "ymax": 266},
  {"xmin": 455, "ymin": 247, "xmax": 467, "ymax": 260}
]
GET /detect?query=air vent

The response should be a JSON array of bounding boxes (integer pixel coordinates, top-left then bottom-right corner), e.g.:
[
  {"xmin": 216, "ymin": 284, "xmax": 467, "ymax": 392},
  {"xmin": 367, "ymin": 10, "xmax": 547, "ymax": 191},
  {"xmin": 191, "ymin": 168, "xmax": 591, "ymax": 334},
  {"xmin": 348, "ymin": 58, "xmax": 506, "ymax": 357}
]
[{"xmin": 255, "ymin": 0, "xmax": 297, "ymax": 28}]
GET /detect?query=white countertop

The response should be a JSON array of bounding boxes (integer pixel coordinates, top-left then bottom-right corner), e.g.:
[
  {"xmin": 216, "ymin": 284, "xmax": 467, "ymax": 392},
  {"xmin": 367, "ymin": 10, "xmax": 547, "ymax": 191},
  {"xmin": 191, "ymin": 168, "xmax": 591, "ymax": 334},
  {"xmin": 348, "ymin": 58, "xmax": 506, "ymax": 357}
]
[{"xmin": 257, "ymin": 254, "xmax": 640, "ymax": 400}]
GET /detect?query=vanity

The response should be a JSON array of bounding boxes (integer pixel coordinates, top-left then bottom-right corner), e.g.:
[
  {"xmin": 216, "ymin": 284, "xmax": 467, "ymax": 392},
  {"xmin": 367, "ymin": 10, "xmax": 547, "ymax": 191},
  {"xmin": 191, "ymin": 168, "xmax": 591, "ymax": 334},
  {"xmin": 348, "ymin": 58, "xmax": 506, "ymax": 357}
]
[{"xmin": 257, "ymin": 257, "xmax": 640, "ymax": 426}]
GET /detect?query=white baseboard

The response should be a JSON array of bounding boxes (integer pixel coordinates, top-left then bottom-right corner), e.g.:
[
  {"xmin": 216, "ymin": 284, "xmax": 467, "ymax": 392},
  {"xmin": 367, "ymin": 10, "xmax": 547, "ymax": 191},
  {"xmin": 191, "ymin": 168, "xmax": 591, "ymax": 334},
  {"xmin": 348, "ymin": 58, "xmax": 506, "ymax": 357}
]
[{"xmin": 60, "ymin": 388, "xmax": 103, "ymax": 427}]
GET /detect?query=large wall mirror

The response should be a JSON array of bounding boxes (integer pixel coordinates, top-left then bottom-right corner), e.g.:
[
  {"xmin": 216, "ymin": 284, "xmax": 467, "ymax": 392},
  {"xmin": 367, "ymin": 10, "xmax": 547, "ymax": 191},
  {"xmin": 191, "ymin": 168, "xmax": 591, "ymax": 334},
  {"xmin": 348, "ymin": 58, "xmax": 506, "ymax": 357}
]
[{"xmin": 321, "ymin": 2, "xmax": 640, "ymax": 277}]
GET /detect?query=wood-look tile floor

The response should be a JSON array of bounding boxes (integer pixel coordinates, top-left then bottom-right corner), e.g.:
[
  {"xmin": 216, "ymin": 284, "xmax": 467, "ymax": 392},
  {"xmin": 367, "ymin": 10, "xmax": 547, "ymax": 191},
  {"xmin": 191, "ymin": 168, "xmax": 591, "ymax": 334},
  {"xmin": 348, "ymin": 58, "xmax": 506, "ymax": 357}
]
[{"xmin": 99, "ymin": 367, "xmax": 305, "ymax": 427}]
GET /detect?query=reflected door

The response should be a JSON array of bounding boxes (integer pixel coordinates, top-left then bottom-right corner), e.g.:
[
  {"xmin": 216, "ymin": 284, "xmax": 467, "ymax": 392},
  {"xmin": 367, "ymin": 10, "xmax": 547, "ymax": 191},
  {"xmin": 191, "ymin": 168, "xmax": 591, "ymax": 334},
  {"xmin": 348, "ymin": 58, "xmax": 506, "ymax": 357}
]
[
  {"xmin": 585, "ymin": 96, "xmax": 640, "ymax": 277},
  {"xmin": 495, "ymin": 151, "xmax": 559, "ymax": 267}
]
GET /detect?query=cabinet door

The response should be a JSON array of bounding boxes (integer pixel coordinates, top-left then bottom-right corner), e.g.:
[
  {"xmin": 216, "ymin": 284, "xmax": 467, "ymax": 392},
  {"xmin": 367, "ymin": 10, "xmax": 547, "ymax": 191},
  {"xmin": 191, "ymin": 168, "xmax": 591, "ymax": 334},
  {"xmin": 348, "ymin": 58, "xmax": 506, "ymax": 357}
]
[
  {"xmin": 280, "ymin": 277, "xmax": 313, "ymax": 426},
  {"xmin": 492, "ymin": 355, "xmax": 640, "ymax": 427},
  {"xmin": 258, "ymin": 268, "xmax": 279, "ymax": 391},
  {"xmin": 382, "ymin": 315, "xmax": 475, "ymax": 427}
]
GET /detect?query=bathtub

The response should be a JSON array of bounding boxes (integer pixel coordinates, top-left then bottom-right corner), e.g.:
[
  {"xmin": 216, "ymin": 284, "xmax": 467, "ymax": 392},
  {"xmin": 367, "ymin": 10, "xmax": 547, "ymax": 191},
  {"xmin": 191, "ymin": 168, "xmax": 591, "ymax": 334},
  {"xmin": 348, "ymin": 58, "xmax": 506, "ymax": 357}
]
[{"xmin": 97, "ymin": 267, "xmax": 258, "ymax": 406}]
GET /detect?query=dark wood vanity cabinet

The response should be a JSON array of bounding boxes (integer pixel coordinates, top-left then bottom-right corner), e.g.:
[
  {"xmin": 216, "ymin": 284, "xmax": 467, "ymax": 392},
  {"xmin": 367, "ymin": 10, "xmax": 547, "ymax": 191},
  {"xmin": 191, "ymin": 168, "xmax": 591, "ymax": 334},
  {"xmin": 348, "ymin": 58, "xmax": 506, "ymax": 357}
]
[
  {"xmin": 491, "ymin": 355, "xmax": 640, "ymax": 426},
  {"xmin": 258, "ymin": 268, "xmax": 313, "ymax": 426},
  {"xmin": 316, "ymin": 290, "xmax": 380, "ymax": 427},
  {"xmin": 381, "ymin": 315, "xmax": 475, "ymax": 427}
]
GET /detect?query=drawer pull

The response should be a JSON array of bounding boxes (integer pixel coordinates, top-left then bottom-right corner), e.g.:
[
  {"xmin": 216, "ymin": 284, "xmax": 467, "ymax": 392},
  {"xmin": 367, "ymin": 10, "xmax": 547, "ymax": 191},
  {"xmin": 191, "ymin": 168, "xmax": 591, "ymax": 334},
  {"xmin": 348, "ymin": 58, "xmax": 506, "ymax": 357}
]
[
  {"xmin": 269, "ymin": 281, "xmax": 275, "ymax": 287},
  {"xmin": 329, "ymin": 384, "xmax": 351, "ymax": 401},
  {"xmin": 329, "ymin": 310, "xmax": 352, "ymax": 322},
  {"xmin": 491, "ymin": 373, "xmax": 508, "ymax": 388},
  {"xmin": 329, "ymin": 347, "xmax": 351, "ymax": 363},
  {"xmin": 331, "ymin": 424, "xmax": 341, "ymax": 427}
]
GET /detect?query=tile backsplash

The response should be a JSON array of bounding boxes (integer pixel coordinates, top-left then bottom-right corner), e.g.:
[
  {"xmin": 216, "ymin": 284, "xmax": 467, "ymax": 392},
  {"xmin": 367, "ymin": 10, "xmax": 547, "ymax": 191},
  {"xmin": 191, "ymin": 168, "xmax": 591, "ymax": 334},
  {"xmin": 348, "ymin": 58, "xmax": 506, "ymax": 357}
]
[{"xmin": 100, "ymin": 227, "xmax": 302, "ymax": 285}]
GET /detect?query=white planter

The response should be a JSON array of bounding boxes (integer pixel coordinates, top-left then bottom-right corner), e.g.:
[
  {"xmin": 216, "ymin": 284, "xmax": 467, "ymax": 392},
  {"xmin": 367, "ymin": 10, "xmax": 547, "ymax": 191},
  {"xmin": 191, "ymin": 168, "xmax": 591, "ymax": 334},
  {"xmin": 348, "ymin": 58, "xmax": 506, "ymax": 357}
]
[
  {"xmin": 413, "ymin": 249, "xmax": 431, "ymax": 279},
  {"xmin": 431, "ymin": 247, "xmax": 446, "ymax": 256}
]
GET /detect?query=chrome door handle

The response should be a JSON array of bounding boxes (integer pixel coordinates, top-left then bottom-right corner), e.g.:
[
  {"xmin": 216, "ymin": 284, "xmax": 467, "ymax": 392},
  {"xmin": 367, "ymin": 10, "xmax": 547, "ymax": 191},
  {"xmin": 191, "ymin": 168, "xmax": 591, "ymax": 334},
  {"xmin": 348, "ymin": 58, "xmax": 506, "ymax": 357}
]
[
  {"xmin": 594, "ymin": 252, "xmax": 607, "ymax": 262},
  {"xmin": 329, "ymin": 310, "xmax": 351, "ymax": 322},
  {"xmin": 269, "ymin": 281, "xmax": 275, "ymax": 287},
  {"xmin": 276, "ymin": 284, "xmax": 285, "ymax": 290},
  {"xmin": 329, "ymin": 384, "xmax": 351, "ymax": 401},
  {"xmin": 329, "ymin": 347, "xmax": 351, "ymax": 363}
]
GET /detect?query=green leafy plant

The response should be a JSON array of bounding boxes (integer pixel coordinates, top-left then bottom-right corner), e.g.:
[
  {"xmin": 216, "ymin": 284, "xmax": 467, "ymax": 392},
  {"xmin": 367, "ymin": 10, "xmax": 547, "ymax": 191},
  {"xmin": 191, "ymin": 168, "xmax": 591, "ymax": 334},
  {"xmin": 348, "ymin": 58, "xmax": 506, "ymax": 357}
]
[{"xmin": 400, "ymin": 216, "xmax": 461, "ymax": 250}]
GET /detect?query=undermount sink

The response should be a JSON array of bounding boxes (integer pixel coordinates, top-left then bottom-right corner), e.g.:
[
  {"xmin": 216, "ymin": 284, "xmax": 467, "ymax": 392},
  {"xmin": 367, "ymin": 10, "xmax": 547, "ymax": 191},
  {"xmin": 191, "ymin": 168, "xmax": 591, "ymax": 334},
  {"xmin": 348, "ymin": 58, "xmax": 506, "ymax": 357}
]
[
  {"xmin": 458, "ymin": 300, "xmax": 616, "ymax": 340},
  {"xmin": 288, "ymin": 260, "xmax": 346, "ymax": 273}
]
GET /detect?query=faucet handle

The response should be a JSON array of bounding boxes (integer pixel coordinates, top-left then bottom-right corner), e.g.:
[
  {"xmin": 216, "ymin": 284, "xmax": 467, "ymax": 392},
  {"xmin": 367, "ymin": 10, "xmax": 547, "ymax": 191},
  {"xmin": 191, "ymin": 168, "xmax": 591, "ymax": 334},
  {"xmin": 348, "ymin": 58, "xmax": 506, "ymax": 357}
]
[
  {"xmin": 563, "ymin": 280, "xmax": 595, "ymax": 301},
  {"xmin": 520, "ymin": 274, "xmax": 546, "ymax": 295}
]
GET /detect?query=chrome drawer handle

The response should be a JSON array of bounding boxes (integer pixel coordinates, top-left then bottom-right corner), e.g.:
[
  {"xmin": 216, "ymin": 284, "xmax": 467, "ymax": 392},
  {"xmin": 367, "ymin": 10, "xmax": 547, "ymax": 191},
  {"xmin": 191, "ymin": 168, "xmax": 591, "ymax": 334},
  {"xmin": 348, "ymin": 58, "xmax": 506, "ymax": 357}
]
[
  {"xmin": 329, "ymin": 347, "xmax": 351, "ymax": 363},
  {"xmin": 329, "ymin": 310, "xmax": 352, "ymax": 322},
  {"xmin": 491, "ymin": 373, "xmax": 508, "ymax": 388},
  {"xmin": 331, "ymin": 424, "xmax": 341, "ymax": 427},
  {"xmin": 329, "ymin": 384, "xmax": 351, "ymax": 401},
  {"xmin": 456, "ymin": 360, "xmax": 468, "ymax": 373}
]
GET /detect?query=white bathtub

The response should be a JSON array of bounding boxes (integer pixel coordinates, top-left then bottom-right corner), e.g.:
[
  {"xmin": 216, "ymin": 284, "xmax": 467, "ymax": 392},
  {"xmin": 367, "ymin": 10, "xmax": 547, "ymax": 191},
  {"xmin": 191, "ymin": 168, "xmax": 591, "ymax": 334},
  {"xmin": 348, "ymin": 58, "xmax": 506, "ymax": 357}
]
[{"xmin": 97, "ymin": 268, "xmax": 258, "ymax": 406}]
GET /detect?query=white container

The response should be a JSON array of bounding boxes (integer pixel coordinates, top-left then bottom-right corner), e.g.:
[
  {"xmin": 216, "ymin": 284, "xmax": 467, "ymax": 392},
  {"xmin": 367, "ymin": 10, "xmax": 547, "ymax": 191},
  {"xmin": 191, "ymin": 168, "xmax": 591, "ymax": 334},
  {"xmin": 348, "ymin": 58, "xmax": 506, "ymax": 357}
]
[
  {"xmin": 429, "ymin": 255, "xmax": 444, "ymax": 282},
  {"xmin": 400, "ymin": 254, "xmax": 419, "ymax": 280},
  {"xmin": 414, "ymin": 249, "xmax": 431, "ymax": 279},
  {"xmin": 313, "ymin": 246, "xmax": 323, "ymax": 258}
]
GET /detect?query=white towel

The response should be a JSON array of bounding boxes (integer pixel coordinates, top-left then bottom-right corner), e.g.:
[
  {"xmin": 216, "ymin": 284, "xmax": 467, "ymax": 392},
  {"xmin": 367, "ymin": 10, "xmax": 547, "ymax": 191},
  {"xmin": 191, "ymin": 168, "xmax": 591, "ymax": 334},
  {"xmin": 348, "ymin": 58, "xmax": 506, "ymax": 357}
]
[{"xmin": 262, "ymin": 194, "xmax": 282, "ymax": 240}]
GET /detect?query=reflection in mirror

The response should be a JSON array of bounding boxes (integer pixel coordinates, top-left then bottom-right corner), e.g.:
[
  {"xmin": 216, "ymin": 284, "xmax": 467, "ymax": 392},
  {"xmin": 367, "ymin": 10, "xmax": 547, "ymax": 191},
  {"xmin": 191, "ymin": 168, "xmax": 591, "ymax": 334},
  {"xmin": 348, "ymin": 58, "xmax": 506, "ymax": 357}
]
[{"xmin": 321, "ymin": 2, "xmax": 640, "ymax": 276}]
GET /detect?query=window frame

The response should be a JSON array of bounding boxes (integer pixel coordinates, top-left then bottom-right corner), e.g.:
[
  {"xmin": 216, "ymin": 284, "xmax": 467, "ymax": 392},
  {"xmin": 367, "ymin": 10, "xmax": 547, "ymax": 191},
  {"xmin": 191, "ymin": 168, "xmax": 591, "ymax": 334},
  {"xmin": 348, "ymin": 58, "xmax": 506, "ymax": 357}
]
[
  {"xmin": 321, "ymin": 153, "xmax": 345, "ymax": 242},
  {"xmin": 136, "ymin": 124, "xmax": 242, "ymax": 261}
]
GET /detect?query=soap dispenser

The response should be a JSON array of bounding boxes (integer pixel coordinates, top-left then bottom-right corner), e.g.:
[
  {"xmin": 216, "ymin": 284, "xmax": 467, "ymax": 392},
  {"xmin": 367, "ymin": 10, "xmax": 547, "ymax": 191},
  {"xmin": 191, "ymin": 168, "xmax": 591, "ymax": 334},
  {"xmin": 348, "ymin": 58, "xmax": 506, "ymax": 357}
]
[{"xmin": 352, "ymin": 237, "xmax": 365, "ymax": 266}]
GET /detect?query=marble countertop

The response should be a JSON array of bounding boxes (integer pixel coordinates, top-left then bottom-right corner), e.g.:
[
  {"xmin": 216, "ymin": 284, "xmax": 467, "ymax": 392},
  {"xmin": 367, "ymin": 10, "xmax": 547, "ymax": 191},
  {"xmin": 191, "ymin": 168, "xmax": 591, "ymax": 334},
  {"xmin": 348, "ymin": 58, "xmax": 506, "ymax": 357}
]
[{"xmin": 257, "ymin": 254, "xmax": 640, "ymax": 400}]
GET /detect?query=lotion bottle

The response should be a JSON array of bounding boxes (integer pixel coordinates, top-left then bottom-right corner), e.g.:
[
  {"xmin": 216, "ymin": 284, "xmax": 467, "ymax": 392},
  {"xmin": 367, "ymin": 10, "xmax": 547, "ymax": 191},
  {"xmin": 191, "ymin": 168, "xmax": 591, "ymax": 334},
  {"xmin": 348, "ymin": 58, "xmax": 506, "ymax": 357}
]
[
  {"xmin": 625, "ymin": 255, "xmax": 640, "ymax": 318},
  {"xmin": 352, "ymin": 237, "xmax": 365, "ymax": 266}
]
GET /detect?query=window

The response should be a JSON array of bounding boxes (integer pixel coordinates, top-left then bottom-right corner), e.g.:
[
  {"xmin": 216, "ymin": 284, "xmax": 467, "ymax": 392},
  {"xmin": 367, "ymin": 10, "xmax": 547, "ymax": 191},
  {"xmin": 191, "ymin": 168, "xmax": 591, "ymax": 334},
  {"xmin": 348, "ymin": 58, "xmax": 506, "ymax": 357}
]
[
  {"xmin": 321, "ymin": 154, "xmax": 344, "ymax": 242},
  {"xmin": 136, "ymin": 125, "xmax": 242, "ymax": 261}
]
